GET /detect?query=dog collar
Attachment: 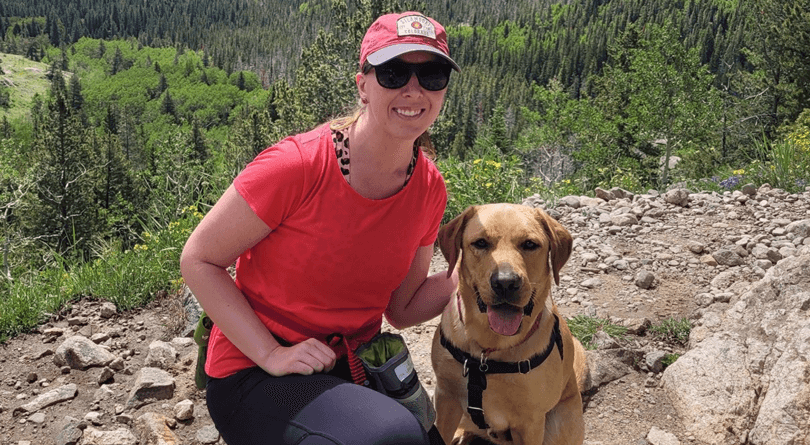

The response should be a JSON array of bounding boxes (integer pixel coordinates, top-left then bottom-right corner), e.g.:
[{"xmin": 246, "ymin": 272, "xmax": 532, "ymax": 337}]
[{"xmin": 439, "ymin": 314, "xmax": 564, "ymax": 430}]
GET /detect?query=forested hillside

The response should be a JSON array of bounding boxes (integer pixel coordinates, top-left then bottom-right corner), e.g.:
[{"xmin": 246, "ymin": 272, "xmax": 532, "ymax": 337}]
[{"xmin": 0, "ymin": 0, "xmax": 808, "ymax": 340}]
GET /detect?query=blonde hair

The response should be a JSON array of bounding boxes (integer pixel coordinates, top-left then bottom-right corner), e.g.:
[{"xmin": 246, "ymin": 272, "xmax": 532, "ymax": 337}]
[{"xmin": 329, "ymin": 104, "xmax": 437, "ymax": 161}]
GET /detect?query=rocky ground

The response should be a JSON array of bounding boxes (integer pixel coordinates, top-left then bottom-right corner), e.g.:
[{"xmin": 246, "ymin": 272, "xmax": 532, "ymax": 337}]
[{"xmin": 1, "ymin": 183, "xmax": 809, "ymax": 445}]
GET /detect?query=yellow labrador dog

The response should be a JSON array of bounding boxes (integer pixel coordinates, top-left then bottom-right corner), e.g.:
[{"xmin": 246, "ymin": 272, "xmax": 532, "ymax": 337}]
[{"xmin": 431, "ymin": 204, "xmax": 587, "ymax": 445}]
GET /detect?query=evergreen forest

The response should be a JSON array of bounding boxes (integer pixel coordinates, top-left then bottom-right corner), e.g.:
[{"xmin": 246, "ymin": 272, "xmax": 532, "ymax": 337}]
[{"xmin": 0, "ymin": 0, "xmax": 808, "ymax": 340}]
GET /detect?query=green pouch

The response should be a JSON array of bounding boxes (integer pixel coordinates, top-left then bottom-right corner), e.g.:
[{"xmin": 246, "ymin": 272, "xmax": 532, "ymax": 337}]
[
  {"xmin": 193, "ymin": 312, "xmax": 213, "ymax": 390},
  {"xmin": 355, "ymin": 332, "xmax": 436, "ymax": 431}
]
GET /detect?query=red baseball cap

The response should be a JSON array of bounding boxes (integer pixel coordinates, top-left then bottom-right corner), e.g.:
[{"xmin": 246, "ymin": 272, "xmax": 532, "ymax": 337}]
[{"xmin": 359, "ymin": 12, "xmax": 460, "ymax": 72}]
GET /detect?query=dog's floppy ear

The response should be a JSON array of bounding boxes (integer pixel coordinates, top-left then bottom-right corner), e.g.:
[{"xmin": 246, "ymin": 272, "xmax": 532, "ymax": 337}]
[
  {"xmin": 438, "ymin": 206, "xmax": 477, "ymax": 278},
  {"xmin": 535, "ymin": 209, "xmax": 573, "ymax": 285}
]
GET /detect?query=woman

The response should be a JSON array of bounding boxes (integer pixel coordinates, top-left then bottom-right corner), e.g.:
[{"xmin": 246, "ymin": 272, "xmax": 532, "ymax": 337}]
[{"xmin": 180, "ymin": 11, "xmax": 459, "ymax": 445}]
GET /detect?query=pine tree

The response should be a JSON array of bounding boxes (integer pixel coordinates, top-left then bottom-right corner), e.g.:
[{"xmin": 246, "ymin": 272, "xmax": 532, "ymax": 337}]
[
  {"xmin": 110, "ymin": 47, "xmax": 124, "ymax": 75},
  {"xmin": 28, "ymin": 81, "xmax": 99, "ymax": 257},
  {"xmin": 161, "ymin": 90, "xmax": 176, "ymax": 119},
  {"xmin": 189, "ymin": 118, "xmax": 208, "ymax": 162},
  {"xmin": 68, "ymin": 74, "xmax": 83, "ymax": 111}
]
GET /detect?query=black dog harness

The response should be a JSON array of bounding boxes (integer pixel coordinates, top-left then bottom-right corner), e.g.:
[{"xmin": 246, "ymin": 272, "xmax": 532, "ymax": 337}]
[{"xmin": 439, "ymin": 314, "xmax": 564, "ymax": 430}]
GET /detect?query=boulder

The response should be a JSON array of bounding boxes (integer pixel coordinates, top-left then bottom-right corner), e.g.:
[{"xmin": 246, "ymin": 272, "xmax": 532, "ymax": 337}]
[{"xmin": 663, "ymin": 254, "xmax": 810, "ymax": 445}]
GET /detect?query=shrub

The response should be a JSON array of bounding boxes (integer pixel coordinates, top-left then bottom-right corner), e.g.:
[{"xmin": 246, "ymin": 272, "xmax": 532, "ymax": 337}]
[
  {"xmin": 437, "ymin": 154, "xmax": 526, "ymax": 223},
  {"xmin": 748, "ymin": 135, "xmax": 810, "ymax": 193}
]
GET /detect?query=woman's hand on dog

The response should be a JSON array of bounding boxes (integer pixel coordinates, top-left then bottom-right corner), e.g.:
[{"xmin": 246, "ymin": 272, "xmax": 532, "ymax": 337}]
[{"xmin": 260, "ymin": 338, "xmax": 337, "ymax": 376}]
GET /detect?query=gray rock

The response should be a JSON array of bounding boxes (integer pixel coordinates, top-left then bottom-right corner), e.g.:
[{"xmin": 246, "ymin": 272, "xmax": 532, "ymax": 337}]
[
  {"xmin": 53, "ymin": 336, "xmax": 116, "ymax": 370},
  {"xmin": 559, "ymin": 195, "xmax": 581, "ymax": 209},
  {"xmin": 663, "ymin": 189, "xmax": 690, "ymax": 206},
  {"xmin": 581, "ymin": 278, "xmax": 603, "ymax": 289},
  {"xmin": 592, "ymin": 330, "xmax": 620, "ymax": 350},
  {"xmin": 196, "ymin": 425, "xmax": 221, "ymax": 444},
  {"xmin": 126, "ymin": 368, "xmax": 176, "ymax": 408},
  {"xmin": 700, "ymin": 254, "xmax": 718, "ymax": 266},
  {"xmin": 635, "ymin": 270, "xmax": 655, "ymax": 289},
  {"xmin": 611, "ymin": 213, "xmax": 639, "ymax": 226},
  {"xmin": 741, "ymin": 183, "xmax": 757, "ymax": 196},
  {"xmin": 645, "ymin": 351, "xmax": 669, "ymax": 373},
  {"xmin": 621, "ymin": 318, "xmax": 651, "ymax": 335},
  {"xmin": 55, "ymin": 417, "xmax": 84, "ymax": 445},
  {"xmin": 710, "ymin": 270, "xmax": 739, "ymax": 290},
  {"xmin": 595, "ymin": 187, "xmax": 614, "ymax": 201},
  {"xmin": 711, "ymin": 249, "xmax": 744, "ymax": 267},
  {"xmin": 752, "ymin": 259, "xmax": 773, "ymax": 271},
  {"xmin": 582, "ymin": 350, "xmax": 634, "ymax": 392},
  {"xmin": 664, "ymin": 254, "xmax": 810, "ymax": 445},
  {"xmin": 80, "ymin": 426, "xmax": 138, "ymax": 445},
  {"xmin": 182, "ymin": 285, "xmax": 205, "ymax": 337},
  {"xmin": 687, "ymin": 241, "xmax": 706, "ymax": 254},
  {"xmin": 663, "ymin": 334, "xmax": 755, "ymax": 445},
  {"xmin": 610, "ymin": 187, "xmax": 634, "ymax": 200},
  {"xmin": 13, "ymin": 384, "xmax": 78, "ymax": 416},
  {"xmin": 99, "ymin": 302, "xmax": 117, "ymax": 319},
  {"xmin": 752, "ymin": 245, "xmax": 782, "ymax": 263},
  {"xmin": 785, "ymin": 219, "xmax": 810, "ymax": 238},
  {"xmin": 144, "ymin": 340, "xmax": 178, "ymax": 370},
  {"xmin": 580, "ymin": 196, "xmax": 604, "ymax": 207},
  {"xmin": 581, "ymin": 252, "xmax": 600, "ymax": 264},
  {"xmin": 174, "ymin": 400, "xmax": 195, "ymax": 421}
]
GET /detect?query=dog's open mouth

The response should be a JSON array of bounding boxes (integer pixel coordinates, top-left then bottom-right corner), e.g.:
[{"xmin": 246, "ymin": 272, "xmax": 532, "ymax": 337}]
[
  {"xmin": 475, "ymin": 288, "xmax": 536, "ymax": 336},
  {"xmin": 486, "ymin": 303, "xmax": 524, "ymax": 336}
]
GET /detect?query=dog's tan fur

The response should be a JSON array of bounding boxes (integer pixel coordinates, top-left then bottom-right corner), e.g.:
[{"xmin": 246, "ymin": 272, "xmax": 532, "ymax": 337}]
[{"xmin": 431, "ymin": 204, "xmax": 587, "ymax": 445}]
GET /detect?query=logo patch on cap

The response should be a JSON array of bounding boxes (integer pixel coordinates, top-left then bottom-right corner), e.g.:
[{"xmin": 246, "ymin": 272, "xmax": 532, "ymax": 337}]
[{"xmin": 396, "ymin": 15, "xmax": 436, "ymax": 40}]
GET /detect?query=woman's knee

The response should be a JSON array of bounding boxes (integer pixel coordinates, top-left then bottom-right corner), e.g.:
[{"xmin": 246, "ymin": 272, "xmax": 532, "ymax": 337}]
[{"xmin": 293, "ymin": 383, "xmax": 428, "ymax": 444}]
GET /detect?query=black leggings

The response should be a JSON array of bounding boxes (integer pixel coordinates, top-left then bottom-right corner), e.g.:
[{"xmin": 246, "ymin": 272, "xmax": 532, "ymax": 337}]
[{"xmin": 206, "ymin": 360, "xmax": 445, "ymax": 445}]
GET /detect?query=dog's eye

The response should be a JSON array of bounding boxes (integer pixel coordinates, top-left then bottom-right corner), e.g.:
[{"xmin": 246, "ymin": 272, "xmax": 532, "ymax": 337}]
[
  {"xmin": 521, "ymin": 240, "xmax": 540, "ymax": 250},
  {"xmin": 471, "ymin": 239, "xmax": 489, "ymax": 249}
]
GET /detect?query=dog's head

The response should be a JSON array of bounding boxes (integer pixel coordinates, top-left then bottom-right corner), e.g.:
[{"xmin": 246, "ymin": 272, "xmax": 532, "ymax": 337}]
[{"xmin": 438, "ymin": 204, "xmax": 572, "ymax": 338}]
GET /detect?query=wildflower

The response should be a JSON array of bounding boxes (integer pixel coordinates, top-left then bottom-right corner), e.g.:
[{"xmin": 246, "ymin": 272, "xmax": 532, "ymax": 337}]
[
  {"xmin": 733, "ymin": 169, "xmax": 745, "ymax": 175},
  {"xmin": 719, "ymin": 175, "xmax": 742, "ymax": 190},
  {"xmin": 473, "ymin": 159, "xmax": 482, "ymax": 165}
]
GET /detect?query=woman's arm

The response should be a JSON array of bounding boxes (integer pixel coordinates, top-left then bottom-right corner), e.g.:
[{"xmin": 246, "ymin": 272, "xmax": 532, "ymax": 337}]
[
  {"xmin": 180, "ymin": 184, "xmax": 336, "ymax": 376},
  {"xmin": 384, "ymin": 244, "xmax": 459, "ymax": 329}
]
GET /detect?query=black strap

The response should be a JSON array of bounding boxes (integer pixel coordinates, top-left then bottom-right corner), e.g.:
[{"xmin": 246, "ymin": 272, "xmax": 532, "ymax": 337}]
[{"xmin": 439, "ymin": 314, "xmax": 564, "ymax": 430}]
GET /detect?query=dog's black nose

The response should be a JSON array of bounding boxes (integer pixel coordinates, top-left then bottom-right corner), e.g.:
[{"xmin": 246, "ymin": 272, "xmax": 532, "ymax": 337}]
[{"xmin": 490, "ymin": 266, "xmax": 522, "ymax": 302}]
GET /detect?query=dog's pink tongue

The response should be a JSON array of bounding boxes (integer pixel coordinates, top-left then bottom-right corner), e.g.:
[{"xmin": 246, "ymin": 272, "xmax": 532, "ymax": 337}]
[{"xmin": 487, "ymin": 305, "xmax": 523, "ymax": 336}]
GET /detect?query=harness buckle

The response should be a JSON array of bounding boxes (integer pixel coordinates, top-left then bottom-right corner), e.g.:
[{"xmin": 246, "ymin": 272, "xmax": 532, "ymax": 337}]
[
  {"xmin": 518, "ymin": 360, "xmax": 531, "ymax": 374},
  {"xmin": 479, "ymin": 352, "xmax": 489, "ymax": 373}
]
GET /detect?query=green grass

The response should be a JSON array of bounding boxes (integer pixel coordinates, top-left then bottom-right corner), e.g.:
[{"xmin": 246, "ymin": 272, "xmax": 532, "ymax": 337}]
[
  {"xmin": 0, "ymin": 207, "xmax": 201, "ymax": 343},
  {"xmin": 567, "ymin": 315, "xmax": 628, "ymax": 350},
  {"xmin": 0, "ymin": 53, "xmax": 62, "ymax": 123},
  {"xmin": 648, "ymin": 317, "xmax": 691, "ymax": 345},
  {"xmin": 662, "ymin": 353, "xmax": 680, "ymax": 368}
]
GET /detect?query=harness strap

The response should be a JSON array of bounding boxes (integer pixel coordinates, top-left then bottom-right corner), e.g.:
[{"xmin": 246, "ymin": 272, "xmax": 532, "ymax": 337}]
[{"xmin": 439, "ymin": 314, "xmax": 564, "ymax": 430}]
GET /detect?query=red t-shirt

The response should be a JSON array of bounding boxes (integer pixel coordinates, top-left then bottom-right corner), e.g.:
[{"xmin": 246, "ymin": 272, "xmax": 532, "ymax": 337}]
[{"xmin": 205, "ymin": 124, "xmax": 447, "ymax": 378}]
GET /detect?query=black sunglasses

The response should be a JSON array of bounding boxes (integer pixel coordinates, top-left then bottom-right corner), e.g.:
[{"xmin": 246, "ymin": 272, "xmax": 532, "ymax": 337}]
[{"xmin": 364, "ymin": 59, "xmax": 452, "ymax": 91}]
